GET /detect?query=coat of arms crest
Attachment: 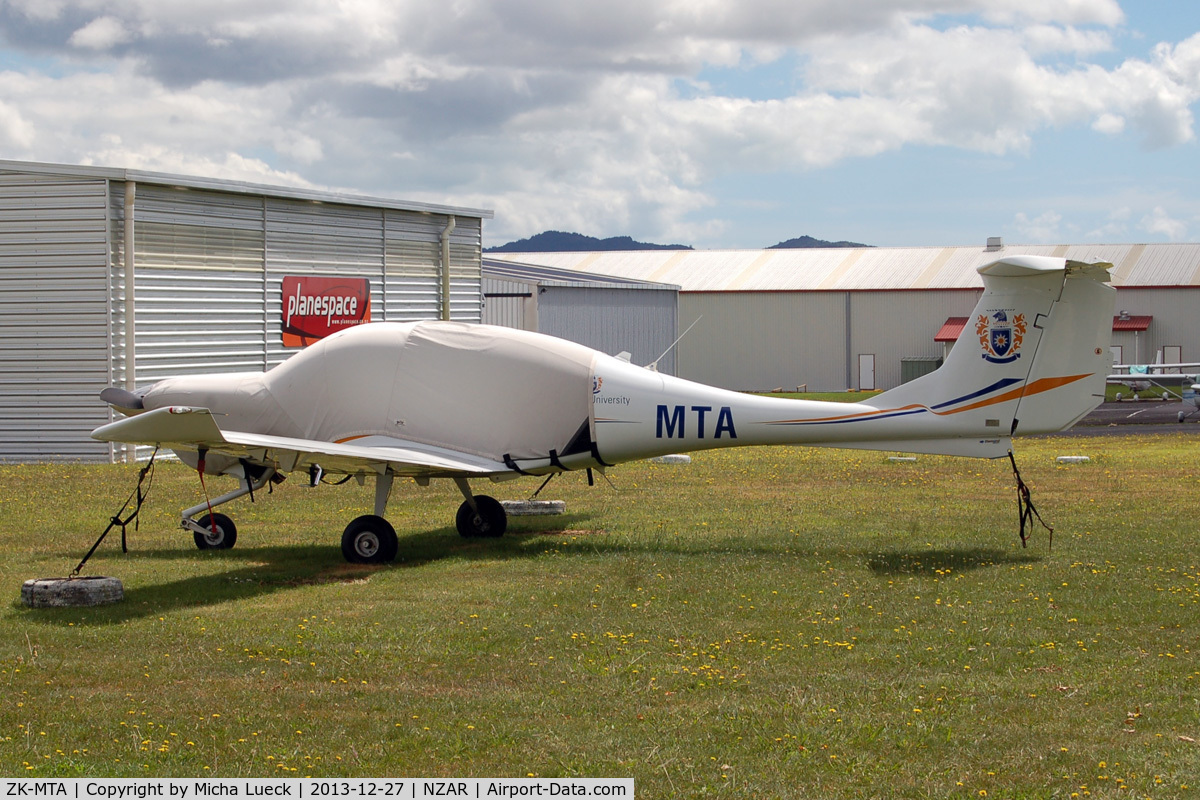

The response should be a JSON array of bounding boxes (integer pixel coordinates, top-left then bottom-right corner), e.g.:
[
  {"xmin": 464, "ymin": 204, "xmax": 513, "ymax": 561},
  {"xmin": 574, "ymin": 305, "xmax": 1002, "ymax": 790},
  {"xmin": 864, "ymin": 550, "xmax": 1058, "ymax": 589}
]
[{"xmin": 976, "ymin": 309, "xmax": 1026, "ymax": 364}]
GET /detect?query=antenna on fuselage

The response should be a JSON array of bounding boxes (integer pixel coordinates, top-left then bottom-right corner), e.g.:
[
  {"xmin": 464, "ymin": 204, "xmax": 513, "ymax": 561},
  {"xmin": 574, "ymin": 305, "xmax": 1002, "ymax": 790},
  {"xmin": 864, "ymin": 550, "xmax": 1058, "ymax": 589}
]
[{"xmin": 645, "ymin": 316, "xmax": 702, "ymax": 373}]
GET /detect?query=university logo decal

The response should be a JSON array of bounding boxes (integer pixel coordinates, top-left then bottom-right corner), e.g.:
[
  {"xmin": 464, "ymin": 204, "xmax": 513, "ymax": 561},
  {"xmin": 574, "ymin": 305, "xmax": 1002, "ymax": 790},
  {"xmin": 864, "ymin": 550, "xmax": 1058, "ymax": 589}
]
[{"xmin": 977, "ymin": 309, "xmax": 1026, "ymax": 364}]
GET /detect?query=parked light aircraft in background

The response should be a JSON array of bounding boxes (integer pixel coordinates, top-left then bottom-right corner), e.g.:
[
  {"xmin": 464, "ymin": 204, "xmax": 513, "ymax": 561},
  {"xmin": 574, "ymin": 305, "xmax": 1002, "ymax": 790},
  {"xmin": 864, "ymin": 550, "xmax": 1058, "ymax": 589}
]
[
  {"xmin": 1106, "ymin": 359, "xmax": 1200, "ymax": 399},
  {"xmin": 93, "ymin": 256, "xmax": 1115, "ymax": 563}
]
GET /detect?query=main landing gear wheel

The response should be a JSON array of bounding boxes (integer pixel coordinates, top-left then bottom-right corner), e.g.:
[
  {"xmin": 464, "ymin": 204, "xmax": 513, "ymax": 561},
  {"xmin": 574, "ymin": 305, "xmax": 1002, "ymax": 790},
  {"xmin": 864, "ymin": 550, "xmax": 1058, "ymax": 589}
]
[
  {"xmin": 194, "ymin": 513, "xmax": 237, "ymax": 550},
  {"xmin": 342, "ymin": 514, "xmax": 399, "ymax": 564},
  {"xmin": 456, "ymin": 495, "xmax": 507, "ymax": 538}
]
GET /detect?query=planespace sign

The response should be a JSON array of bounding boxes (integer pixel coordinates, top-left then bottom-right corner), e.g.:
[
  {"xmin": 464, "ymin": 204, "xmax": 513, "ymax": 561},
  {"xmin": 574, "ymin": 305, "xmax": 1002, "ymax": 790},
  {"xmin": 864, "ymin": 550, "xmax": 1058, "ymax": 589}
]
[{"xmin": 281, "ymin": 276, "xmax": 371, "ymax": 347}]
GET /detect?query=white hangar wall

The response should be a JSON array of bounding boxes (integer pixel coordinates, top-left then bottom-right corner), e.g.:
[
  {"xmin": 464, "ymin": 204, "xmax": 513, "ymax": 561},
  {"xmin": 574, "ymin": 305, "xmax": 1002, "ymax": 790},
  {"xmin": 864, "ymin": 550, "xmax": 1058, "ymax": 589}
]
[
  {"xmin": 1106, "ymin": 286, "xmax": 1200, "ymax": 366},
  {"xmin": 481, "ymin": 259, "xmax": 680, "ymax": 374},
  {"xmin": 677, "ymin": 289, "xmax": 981, "ymax": 391},
  {"xmin": 0, "ymin": 160, "xmax": 491, "ymax": 462},
  {"xmin": 675, "ymin": 291, "xmax": 845, "ymax": 391},
  {"xmin": 538, "ymin": 286, "xmax": 679, "ymax": 375},
  {"xmin": 488, "ymin": 244, "xmax": 1200, "ymax": 392}
]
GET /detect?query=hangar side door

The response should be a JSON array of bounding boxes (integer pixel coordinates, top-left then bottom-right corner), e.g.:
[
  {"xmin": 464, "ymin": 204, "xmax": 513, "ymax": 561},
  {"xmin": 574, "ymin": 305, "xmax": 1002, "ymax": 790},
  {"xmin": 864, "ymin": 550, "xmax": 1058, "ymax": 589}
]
[{"xmin": 858, "ymin": 354, "xmax": 875, "ymax": 391}]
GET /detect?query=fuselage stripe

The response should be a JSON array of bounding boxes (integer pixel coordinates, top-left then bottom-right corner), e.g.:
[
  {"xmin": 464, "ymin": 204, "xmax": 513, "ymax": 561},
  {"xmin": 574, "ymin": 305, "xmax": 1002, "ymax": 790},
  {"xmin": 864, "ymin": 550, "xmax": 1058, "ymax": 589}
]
[
  {"xmin": 930, "ymin": 377, "xmax": 1024, "ymax": 410},
  {"xmin": 760, "ymin": 373, "xmax": 1091, "ymax": 426}
]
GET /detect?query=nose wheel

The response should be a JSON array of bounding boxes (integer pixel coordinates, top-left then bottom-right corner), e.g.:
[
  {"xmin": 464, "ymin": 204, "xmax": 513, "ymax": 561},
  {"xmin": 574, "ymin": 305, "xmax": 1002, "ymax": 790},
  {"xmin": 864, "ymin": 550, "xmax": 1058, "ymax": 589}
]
[
  {"xmin": 456, "ymin": 495, "xmax": 507, "ymax": 538},
  {"xmin": 193, "ymin": 513, "xmax": 237, "ymax": 550}
]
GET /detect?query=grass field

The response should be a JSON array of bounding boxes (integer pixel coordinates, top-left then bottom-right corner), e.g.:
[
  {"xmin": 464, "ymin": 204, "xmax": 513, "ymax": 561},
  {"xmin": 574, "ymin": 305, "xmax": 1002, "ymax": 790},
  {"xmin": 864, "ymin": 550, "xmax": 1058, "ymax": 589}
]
[{"xmin": 2, "ymin": 432, "xmax": 1199, "ymax": 797}]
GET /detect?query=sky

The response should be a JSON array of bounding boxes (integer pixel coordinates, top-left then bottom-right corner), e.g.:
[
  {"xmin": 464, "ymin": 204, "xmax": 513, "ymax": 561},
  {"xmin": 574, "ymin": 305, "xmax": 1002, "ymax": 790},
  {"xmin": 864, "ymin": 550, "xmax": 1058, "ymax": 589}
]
[{"xmin": 1, "ymin": 1, "xmax": 1199, "ymax": 250}]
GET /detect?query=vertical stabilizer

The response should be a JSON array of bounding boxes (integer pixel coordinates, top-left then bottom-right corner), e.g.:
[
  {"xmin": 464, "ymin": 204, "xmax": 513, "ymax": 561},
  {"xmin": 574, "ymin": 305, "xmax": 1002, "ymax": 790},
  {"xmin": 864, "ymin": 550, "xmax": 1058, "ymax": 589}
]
[
  {"xmin": 855, "ymin": 256, "xmax": 1114, "ymax": 453},
  {"xmin": 1009, "ymin": 261, "xmax": 1115, "ymax": 434}
]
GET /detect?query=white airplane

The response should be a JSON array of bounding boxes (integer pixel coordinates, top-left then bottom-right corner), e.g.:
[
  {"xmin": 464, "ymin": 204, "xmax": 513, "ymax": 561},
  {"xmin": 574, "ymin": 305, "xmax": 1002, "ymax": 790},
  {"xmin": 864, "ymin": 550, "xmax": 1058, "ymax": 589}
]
[
  {"xmin": 1106, "ymin": 360, "xmax": 1200, "ymax": 399},
  {"xmin": 93, "ymin": 255, "xmax": 1115, "ymax": 563}
]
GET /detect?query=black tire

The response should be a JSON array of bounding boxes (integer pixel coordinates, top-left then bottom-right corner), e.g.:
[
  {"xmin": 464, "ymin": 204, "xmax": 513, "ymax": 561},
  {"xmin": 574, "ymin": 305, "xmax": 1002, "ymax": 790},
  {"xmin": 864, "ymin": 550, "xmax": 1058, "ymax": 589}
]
[
  {"xmin": 194, "ymin": 513, "xmax": 237, "ymax": 550},
  {"xmin": 456, "ymin": 495, "xmax": 507, "ymax": 538},
  {"xmin": 342, "ymin": 515, "xmax": 399, "ymax": 564}
]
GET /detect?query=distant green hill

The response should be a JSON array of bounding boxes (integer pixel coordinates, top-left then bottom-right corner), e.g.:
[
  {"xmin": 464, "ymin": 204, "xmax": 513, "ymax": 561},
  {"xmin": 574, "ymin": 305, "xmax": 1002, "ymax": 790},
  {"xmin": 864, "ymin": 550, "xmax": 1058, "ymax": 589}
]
[
  {"xmin": 485, "ymin": 231, "xmax": 692, "ymax": 252},
  {"xmin": 768, "ymin": 235, "xmax": 870, "ymax": 249},
  {"xmin": 485, "ymin": 230, "xmax": 871, "ymax": 252}
]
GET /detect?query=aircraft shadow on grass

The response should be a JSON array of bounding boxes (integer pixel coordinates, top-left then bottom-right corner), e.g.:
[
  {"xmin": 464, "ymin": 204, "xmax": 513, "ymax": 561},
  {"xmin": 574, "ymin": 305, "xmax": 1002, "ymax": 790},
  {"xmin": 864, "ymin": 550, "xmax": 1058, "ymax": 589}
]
[
  {"xmin": 863, "ymin": 547, "xmax": 1041, "ymax": 576},
  {"xmin": 20, "ymin": 511, "xmax": 1003, "ymax": 623},
  {"xmin": 22, "ymin": 514, "xmax": 611, "ymax": 623}
]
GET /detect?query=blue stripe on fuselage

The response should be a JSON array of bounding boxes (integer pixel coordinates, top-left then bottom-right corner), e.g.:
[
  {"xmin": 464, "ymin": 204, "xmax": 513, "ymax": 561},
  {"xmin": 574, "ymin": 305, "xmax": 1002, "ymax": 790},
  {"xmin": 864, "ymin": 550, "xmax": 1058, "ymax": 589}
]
[{"xmin": 929, "ymin": 377, "xmax": 1024, "ymax": 410}]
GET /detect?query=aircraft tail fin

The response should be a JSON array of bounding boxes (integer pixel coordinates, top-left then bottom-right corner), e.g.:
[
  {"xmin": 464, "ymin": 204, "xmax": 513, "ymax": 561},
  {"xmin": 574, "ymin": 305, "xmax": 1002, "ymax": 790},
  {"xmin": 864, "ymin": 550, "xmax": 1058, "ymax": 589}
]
[
  {"xmin": 1002, "ymin": 259, "xmax": 1115, "ymax": 435},
  {"xmin": 863, "ymin": 256, "xmax": 1114, "ymax": 452}
]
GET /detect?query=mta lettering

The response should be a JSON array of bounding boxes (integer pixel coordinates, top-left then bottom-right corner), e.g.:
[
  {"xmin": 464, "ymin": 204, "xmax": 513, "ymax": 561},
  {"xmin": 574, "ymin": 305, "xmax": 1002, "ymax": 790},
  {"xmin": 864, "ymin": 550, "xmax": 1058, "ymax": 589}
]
[{"xmin": 656, "ymin": 405, "xmax": 737, "ymax": 439}]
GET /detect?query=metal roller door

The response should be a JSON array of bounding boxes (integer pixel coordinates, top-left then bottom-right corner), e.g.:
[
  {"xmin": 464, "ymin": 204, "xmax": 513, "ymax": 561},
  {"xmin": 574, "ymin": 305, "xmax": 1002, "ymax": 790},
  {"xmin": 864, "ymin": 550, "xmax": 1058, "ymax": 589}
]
[{"xmin": 0, "ymin": 172, "xmax": 113, "ymax": 461}]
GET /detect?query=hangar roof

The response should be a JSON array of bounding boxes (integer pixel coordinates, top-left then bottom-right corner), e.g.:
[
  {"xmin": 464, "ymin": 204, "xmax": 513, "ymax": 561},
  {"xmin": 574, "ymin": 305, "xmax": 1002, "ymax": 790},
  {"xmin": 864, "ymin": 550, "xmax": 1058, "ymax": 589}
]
[
  {"xmin": 1, "ymin": 158, "xmax": 493, "ymax": 220},
  {"xmin": 486, "ymin": 242, "xmax": 1200, "ymax": 291},
  {"xmin": 482, "ymin": 257, "xmax": 679, "ymax": 291}
]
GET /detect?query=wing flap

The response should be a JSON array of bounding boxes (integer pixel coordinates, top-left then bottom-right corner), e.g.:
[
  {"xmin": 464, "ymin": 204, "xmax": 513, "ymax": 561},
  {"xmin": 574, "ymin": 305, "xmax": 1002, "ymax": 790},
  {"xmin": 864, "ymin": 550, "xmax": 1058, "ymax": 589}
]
[{"xmin": 91, "ymin": 406, "xmax": 506, "ymax": 477}]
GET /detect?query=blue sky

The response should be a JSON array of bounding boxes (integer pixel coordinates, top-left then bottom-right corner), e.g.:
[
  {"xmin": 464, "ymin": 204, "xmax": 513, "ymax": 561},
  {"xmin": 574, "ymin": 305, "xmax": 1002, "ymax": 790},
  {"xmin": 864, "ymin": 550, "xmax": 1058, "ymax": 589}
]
[{"xmin": 1, "ymin": 1, "xmax": 1198, "ymax": 249}]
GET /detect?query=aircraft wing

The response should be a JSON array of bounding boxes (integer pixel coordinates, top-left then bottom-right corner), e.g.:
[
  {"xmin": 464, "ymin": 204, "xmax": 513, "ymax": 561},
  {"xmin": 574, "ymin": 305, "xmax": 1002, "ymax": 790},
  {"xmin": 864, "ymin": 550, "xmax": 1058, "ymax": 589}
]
[
  {"xmin": 1106, "ymin": 373, "xmax": 1198, "ymax": 384},
  {"xmin": 90, "ymin": 406, "xmax": 508, "ymax": 478},
  {"xmin": 1112, "ymin": 363, "xmax": 1200, "ymax": 372}
]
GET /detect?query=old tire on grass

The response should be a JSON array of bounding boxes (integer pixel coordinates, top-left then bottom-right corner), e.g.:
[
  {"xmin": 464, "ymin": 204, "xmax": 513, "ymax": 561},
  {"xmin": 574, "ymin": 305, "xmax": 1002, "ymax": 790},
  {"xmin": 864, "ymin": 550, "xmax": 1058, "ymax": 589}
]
[{"xmin": 22, "ymin": 576, "xmax": 124, "ymax": 608}]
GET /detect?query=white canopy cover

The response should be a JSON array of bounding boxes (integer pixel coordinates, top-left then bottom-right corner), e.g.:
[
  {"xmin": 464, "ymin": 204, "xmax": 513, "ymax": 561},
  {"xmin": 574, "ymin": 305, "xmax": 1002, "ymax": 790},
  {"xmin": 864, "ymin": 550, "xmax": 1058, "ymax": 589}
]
[{"xmin": 141, "ymin": 321, "xmax": 597, "ymax": 463}]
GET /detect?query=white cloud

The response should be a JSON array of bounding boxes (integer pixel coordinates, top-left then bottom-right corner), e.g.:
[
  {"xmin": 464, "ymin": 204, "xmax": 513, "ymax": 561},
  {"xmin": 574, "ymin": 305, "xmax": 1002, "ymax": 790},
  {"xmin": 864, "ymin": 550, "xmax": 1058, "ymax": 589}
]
[
  {"xmin": 1022, "ymin": 23, "xmax": 1114, "ymax": 57},
  {"xmin": 271, "ymin": 132, "xmax": 323, "ymax": 165},
  {"xmin": 1097, "ymin": 38, "xmax": 1200, "ymax": 148},
  {"xmin": 1013, "ymin": 210, "xmax": 1063, "ymax": 241},
  {"xmin": 0, "ymin": 0, "xmax": 1195, "ymax": 244},
  {"xmin": 0, "ymin": 63, "xmax": 318, "ymax": 184},
  {"xmin": 1092, "ymin": 112, "xmax": 1125, "ymax": 134},
  {"xmin": 2, "ymin": 0, "xmax": 69, "ymax": 23},
  {"xmin": 0, "ymin": 98, "xmax": 35, "ymax": 149},
  {"xmin": 1085, "ymin": 206, "xmax": 1131, "ymax": 239},
  {"xmin": 1140, "ymin": 206, "xmax": 1188, "ymax": 240},
  {"xmin": 973, "ymin": 0, "xmax": 1124, "ymax": 26},
  {"xmin": 69, "ymin": 16, "xmax": 132, "ymax": 50}
]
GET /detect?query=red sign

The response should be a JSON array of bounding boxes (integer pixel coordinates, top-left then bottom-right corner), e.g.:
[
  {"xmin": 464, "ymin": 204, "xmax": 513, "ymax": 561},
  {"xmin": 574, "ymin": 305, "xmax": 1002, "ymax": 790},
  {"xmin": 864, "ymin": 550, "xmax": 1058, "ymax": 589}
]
[{"xmin": 281, "ymin": 276, "xmax": 371, "ymax": 347}]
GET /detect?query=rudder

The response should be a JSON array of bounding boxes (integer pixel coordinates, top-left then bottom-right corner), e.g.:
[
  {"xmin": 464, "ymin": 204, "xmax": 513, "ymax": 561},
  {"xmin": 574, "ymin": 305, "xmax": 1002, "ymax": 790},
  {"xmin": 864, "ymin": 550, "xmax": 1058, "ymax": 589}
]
[
  {"xmin": 1010, "ymin": 261, "xmax": 1115, "ymax": 434},
  {"xmin": 860, "ymin": 256, "xmax": 1113, "ymax": 453}
]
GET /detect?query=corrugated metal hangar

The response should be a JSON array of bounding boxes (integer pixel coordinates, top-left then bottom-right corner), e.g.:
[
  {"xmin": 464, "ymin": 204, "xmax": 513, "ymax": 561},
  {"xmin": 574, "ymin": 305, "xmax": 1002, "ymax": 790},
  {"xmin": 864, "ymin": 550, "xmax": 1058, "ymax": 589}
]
[
  {"xmin": 481, "ymin": 258, "xmax": 680, "ymax": 375},
  {"xmin": 487, "ymin": 243, "xmax": 1200, "ymax": 392},
  {"xmin": 1, "ymin": 159, "xmax": 492, "ymax": 462}
]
